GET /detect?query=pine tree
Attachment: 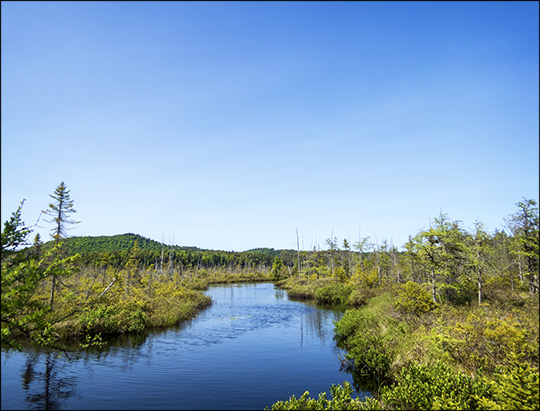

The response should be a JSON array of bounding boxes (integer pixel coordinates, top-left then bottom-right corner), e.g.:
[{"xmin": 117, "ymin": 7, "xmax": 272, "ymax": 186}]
[{"xmin": 42, "ymin": 181, "xmax": 79, "ymax": 308}]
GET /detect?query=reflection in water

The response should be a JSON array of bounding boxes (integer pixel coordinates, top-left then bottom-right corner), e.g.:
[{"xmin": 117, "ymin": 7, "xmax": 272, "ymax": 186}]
[
  {"xmin": 333, "ymin": 331, "xmax": 380, "ymax": 395},
  {"xmin": 299, "ymin": 304, "xmax": 343, "ymax": 349},
  {"xmin": 274, "ymin": 289, "xmax": 286, "ymax": 300},
  {"xmin": 2, "ymin": 283, "xmax": 361, "ymax": 410},
  {"xmin": 7, "ymin": 332, "xmax": 153, "ymax": 410},
  {"xmin": 337, "ymin": 358, "xmax": 380, "ymax": 395},
  {"xmin": 21, "ymin": 352, "xmax": 77, "ymax": 410}
]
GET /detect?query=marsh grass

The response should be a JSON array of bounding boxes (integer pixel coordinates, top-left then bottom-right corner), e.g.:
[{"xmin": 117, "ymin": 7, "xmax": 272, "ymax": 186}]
[{"xmin": 274, "ymin": 276, "xmax": 539, "ymax": 410}]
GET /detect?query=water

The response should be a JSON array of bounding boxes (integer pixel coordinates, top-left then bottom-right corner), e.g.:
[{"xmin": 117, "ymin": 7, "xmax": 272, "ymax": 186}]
[{"xmin": 1, "ymin": 283, "xmax": 364, "ymax": 410}]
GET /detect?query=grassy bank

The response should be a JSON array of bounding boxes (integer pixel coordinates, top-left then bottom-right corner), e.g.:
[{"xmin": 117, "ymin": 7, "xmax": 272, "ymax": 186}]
[
  {"xmin": 6, "ymin": 266, "xmax": 277, "ymax": 348},
  {"xmin": 270, "ymin": 278, "xmax": 539, "ymax": 410},
  {"xmin": 275, "ymin": 276, "xmax": 378, "ymax": 307}
]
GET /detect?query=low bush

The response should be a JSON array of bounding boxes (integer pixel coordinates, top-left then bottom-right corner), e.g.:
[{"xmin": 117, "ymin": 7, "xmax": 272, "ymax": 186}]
[
  {"xmin": 346, "ymin": 287, "xmax": 379, "ymax": 307},
  {"xmin": 476, "ymin": 353, "xmax": 539, "ymax": 410},
  {"xmin": 316, "ymin": 282, "xmax": 353, "ymax": 305},
  {"xmin": 433, "ymin": 305, "xmax": 538, "ymax": 374},
  {"xmin": 395, "ymin": 281, "xmax": 438, "ymax": 315},
  {"xmin": 381, "ymin": 361, "xmax": 491, "ymax": 410},
  {"xmin": 267, "ymin": 381, "xmax": 380, "ymax": 410},
  {"xmin": 334, "ymin": 304, "xmax": 396, "ymax": 383}
]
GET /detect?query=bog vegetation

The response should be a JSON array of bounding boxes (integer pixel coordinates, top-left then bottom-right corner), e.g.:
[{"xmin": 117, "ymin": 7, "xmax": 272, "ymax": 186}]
[{"xmin": 1, "ymin": 182, "xmax": 538, "ymax": 410}]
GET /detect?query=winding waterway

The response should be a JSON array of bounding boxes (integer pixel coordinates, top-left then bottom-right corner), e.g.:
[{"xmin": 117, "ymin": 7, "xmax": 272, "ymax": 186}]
[{"xmin": 1, "ymin": 282, "xmax": 366, "ymax": 410}]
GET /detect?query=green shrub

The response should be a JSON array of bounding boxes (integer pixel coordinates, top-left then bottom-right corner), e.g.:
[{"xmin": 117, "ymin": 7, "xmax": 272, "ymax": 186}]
[
  {"xmin": 267, "ymin": 381, "xmax": 379, "ymax": 410},
  {"xmin": 347, "ymin": 333, "xmax": 393, "ymax": 382},
  {"xmin": 395, "ymin": 281, "xmax": 438, "ymax": 315},
  {"xmin": 346, "ymin": 288, "xmax": 368, "ymax": 307},
  {"xmin": 381, "ymin": 361, "xmax": 491, "ymax": 410},
  {"xmin": 435, "ymin": 309, "xmax": 537, "ymax": 374},
  {"xmin": 286, "ymin": 284, "xmax": 317, "ymax": 300},
  {"xmin": 346, "ymin": 287, "xmax": 379, "ymax": 308},
  {"xmin": 438, "ymin": 280, "xmax": 476, "ymax": 306},
  {"xmin": 334, "ymin": 309, "xmax": 393, "ymax": 382},
  {"xmin": 475, "ymin": 353, "xmax": 539, "ymax": 410},
  {"xmin": 127, "ymin": 308, "xmax": 149, "ymax": 332},
  {"xmin": 334, "ymin": 309, "xmax": 377, "ymax": 342},
  {"xmin": 334, "ymin": 266, "xmax": 348, "ymax": 283},
  {"xmin": 316, "ymin": 282, "xmax": 353, "ymax": 305}
]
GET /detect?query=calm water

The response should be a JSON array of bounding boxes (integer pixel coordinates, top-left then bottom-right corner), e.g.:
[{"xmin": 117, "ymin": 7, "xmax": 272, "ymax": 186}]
[{"xmin": 1, "ymin": 283, "xmax": 365, "ymax": 410}]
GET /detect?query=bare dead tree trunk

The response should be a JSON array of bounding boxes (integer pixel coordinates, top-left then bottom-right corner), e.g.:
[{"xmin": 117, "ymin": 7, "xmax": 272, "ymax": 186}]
[
  {"xmin": 431, "ymin": 267, "xmax": 437, "ymax": 303},
  {"xmin": 478, "ymin": 274, "xmax": 483, "ymax": 305},
  {"xmin": 99, "ymin": 278, "xmax": 116, "ymax": 298},
  {"xmin": 296, "ymin": 228, "xmax": 301, "ymax": 279}
]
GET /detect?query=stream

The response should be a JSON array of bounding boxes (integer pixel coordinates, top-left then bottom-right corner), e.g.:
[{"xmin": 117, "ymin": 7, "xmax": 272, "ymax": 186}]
[{"xmin": 1, "ymin": 282, "xmax": 368, "ymax": 410}]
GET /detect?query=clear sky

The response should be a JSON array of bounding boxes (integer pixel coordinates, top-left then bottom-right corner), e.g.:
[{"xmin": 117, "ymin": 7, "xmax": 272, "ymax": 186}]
[{"xmin": 2, "ymin": 1, "xmax": 539, "ymax": 252}]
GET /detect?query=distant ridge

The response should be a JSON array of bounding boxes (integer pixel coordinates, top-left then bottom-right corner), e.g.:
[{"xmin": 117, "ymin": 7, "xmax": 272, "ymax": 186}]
[
  {"xmin": 40, "ymin": 233, "xmax": 297, "ymax": 255},
  {"xmin": 30, "ymin": 233, "xmax": 299, "ymax": 269},
  {"xmin": 43, "ymin": 233, "xmax": 207, "ymax": 255}
]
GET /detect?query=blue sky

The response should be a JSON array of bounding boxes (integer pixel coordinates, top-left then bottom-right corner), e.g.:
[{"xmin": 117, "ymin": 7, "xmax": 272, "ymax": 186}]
[{"xmin": 2, "ymin": 1, "xmax": 538, "ymax": 252}]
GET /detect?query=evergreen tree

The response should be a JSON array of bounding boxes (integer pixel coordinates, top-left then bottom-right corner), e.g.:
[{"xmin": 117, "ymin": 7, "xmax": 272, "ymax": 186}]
[
  {"xmin": 42, "ymin": 181, "xmax": 79, "ymax": 308},
  {"xmin": 506, "ymin": 198, "xmax": 539, "ymax": 294},
  {"xmin": 33, "ymin": 233, "xmax": 43, "ymax": 259},
  {"xmin": 1, "ymin": 202, "xmax": 79, "ymax": 348}
]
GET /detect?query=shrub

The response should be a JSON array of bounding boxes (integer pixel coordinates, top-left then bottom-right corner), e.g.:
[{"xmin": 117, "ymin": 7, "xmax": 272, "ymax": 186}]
[
  {"xmin": 267, "ymin": 381, "xmax": 379, "ymax": 410},
  {"xmin": 347, "ymin": 333, "xmax": 393, "ymax": 382},
  {"xmin": 475, "ymin": 353, "xmax": 539, "ymax": 410},
  {"xmin": 381, "ymin": 361, "xmax": 491, "ymax": 410},
  {"xmin": 438, "ymin": 280, "xmax": 476, "ymax": 306},
  {"xmin": 127, "ymin": 308, "xmax": 149, "ymax": 332},
  {"xmin": 316, "ymin": 282, "xmax": 353, "ymax": 305},
  {"xmin": 347, "ymin": 288, "xmax": 372, "ymax": 307},
  {"xmin": 435, "ymin": 309, "xmax": 537, "ymax": 374},
  {"xmin": 395, "ymin": 281, "xmax": 438, "ymax": 315},
  {"xmin": 334, "ymin": 309, "xmax": 377, "ymax": 342},
  {"xmin": 334, "ymin": 309, "xmax": 394, "ymax": 382}
]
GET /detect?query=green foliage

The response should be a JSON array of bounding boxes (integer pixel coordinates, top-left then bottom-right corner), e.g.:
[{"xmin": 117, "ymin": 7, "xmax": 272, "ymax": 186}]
[
  {"xmin": 381, "ymin": 361, "xmax": 491, "ymax": 410},
  {"xmin": 351, "ymin": 268, "xmax": 379, "ymax": 289},
  {"xmin": 1, "ymin": 200, "xmax": 31, "ymax": 254},
  {"xmin": 334, "ymin": 266, "xmax": 348, "ymax": 283},
  {"xmin": 267, "ymin": 381, "xmax": 379, "ymax": 410},
  {"xmin": 1, "ymin": 200, "xmax": 81, "ymax": 348},
  {"xmin": 1, "ymin": 200, "xmax": 213, "ymax": 347},
  {"xmin": 437, "ymin": 280, "xmax": 476, "ymax": 306},
  {"xmin": 475, "ymin": 353, "xmax": 539, "ymax": 410},
  {"xmin": 271, "ymin": 257, "xmax": 286, "ymax": 280},
  {"xmin": 346, "ymin": 287, "xmax": 378, "ymax": 307},
  {"xmin": 316, "ymin": 282, "xmax": 353, "ymax": 305},
  {"xmin": 278, "ymin": 278, "xmax": 335, "ymax": 302},
  {"xmin": 395, "ymin": 281, "xmax": 439, "ymax": 315},
  {"xmin": 434, "ymin": 307, "xmax": 538, "ymax": 374},
  {"xmin": 42, "ymin": 181, "xmax": 79, "ymax": 242},
  {"xmin": 334, "ymin": 309, "xmax": 377, "ymax": 342},
  {"xmin": 32, "ymin": 233, "xmax": 299, "ymax": 272},
  {"xmin": 334, "ymin": 308, "xmax": 394, "ymax": 382}
]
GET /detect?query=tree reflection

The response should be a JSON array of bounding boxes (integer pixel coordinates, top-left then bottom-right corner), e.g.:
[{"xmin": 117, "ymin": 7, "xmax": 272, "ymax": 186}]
[
  {"xmin": 21, "ymin": 351, "xmax": 77, "ymax": 410},
  {"xmin": 299, "ymin": 305, "xmax": 343, "ymax": 347},
  {"xmin": 336, "ymin": 355, "xmax": 380, "ymax": 395}
]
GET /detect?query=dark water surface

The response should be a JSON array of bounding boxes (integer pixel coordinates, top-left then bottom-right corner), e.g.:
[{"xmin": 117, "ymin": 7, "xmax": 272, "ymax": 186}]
[{"xmin": 1, "ymin": 283, "xmax": 365, "ymax": 410}]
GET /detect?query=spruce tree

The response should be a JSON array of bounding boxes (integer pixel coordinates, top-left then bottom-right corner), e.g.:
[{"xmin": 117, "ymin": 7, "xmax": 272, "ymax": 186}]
[{"xmin": 42, "ymin": 181, "xmax": 79, "ymax": 308}]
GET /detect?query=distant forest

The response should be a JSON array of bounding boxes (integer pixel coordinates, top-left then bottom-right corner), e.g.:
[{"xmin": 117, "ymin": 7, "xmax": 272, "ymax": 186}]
[{"xmin": 27, "ymin": 233, "xmax": 299, "ymax": 270}]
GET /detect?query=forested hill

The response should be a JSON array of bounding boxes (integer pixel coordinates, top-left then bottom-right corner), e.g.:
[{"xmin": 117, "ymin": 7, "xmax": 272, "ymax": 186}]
[
  {"xmin": 55, "ymin": 233, "xmax": 206, "ymax": 254},
  {"xmin": 35, "ymin": 233, "xmax": 297, "ymax": 270}
]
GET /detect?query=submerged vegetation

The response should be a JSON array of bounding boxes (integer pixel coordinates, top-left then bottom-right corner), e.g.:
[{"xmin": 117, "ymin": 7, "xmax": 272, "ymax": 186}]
[{"xmin": 1, "ymin": 182, "xmax": 539, "ymax": 409}]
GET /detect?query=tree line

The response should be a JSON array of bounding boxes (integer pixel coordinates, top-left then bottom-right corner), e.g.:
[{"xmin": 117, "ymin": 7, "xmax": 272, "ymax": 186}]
[
  {"xmin": 2, "ymin": 181, "xmax": 538, "ymax": 348},
  {"xmin": 25, "ymin": 233, "xmax": 299, "ymax": 271},
  {"xmin": 273, "ymin": 199, "xmax": 538, "ymax": 306}
]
